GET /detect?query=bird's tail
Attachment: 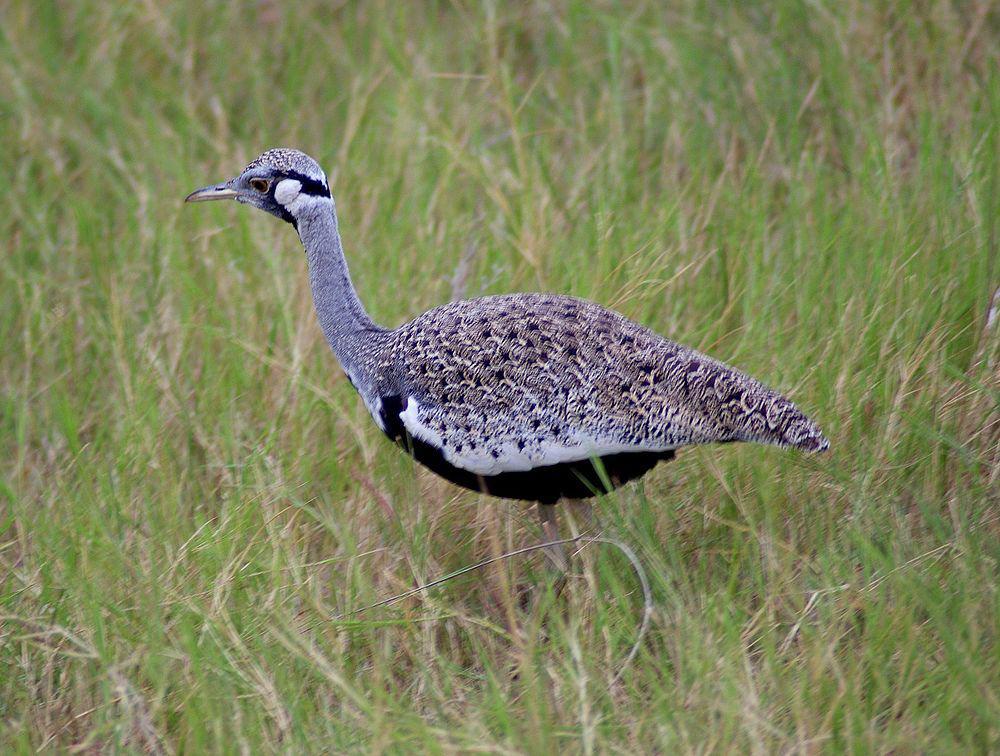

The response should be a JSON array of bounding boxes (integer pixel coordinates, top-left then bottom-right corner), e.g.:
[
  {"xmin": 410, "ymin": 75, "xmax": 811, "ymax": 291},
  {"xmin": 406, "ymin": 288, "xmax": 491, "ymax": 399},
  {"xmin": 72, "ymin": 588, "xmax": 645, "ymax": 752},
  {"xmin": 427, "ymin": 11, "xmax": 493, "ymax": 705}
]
[
  {"xmin": 698, "ymin": 362, "xmax": 830, "ymax": 452},
  {"xmin": 753, "ymin": 393, "xmax": 829, "ymax": 452}
]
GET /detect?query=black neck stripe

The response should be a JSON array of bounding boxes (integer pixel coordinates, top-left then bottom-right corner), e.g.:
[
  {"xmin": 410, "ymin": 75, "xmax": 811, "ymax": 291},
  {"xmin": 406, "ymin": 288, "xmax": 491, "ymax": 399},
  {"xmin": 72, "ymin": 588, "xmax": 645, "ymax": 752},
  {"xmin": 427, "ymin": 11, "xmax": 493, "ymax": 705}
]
[{"xmin": 285, "ymin": 170, "xmax": 330, "ymax": 198}]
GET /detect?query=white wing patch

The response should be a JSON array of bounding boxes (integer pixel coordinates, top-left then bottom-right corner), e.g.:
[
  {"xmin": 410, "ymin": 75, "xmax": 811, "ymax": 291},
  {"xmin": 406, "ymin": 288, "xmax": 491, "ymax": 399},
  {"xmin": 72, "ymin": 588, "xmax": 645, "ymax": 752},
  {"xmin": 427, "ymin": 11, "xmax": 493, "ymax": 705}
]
[
  {"xmin": 398, "ymin": 397, "xmax": 676, "ymax": 476},
  {"xmin": 398, "ymin": 396, "xmax": 445, "ymax": 447}
]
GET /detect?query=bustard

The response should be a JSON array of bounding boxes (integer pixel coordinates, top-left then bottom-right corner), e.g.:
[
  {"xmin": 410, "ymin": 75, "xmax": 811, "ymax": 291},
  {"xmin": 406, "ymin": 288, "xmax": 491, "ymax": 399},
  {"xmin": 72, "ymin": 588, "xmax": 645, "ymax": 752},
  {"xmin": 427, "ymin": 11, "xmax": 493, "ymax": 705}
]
[{"xmin": 187, "ymin": 149, "xmax": 828, "ymax": 570}]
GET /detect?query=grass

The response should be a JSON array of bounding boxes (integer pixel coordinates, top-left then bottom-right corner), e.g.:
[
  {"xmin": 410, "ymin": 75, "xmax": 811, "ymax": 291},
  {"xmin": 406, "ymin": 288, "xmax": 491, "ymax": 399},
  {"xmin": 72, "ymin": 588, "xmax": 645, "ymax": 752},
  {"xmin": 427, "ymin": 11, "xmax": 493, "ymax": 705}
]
[{"xmin": 1, "ymin": 0, "xmax": 998, "ymax": 751}]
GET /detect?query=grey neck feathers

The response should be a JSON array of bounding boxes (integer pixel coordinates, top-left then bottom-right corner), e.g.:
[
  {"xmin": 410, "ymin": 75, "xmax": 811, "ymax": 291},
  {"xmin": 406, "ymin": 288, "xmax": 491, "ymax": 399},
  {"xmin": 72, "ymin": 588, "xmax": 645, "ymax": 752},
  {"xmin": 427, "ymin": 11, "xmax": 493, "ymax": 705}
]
[{"xmin": 294, "ymin": 199, "xmax": 386, "ymax": 376}]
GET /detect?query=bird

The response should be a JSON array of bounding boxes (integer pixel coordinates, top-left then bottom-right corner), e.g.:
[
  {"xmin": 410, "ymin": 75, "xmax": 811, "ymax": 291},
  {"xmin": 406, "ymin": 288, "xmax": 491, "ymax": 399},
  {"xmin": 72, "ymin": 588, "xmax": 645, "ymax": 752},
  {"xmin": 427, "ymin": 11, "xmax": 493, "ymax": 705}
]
[{"xmin": 186, "ymin": 148, "xmax": 829, "ymax": 570}]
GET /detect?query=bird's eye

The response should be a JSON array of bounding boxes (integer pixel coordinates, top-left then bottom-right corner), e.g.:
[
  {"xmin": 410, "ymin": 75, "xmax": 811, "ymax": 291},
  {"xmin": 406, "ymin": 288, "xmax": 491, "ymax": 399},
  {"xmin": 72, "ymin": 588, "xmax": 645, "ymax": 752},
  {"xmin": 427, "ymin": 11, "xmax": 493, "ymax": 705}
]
[{"xmin": 250, "ymin": 178, "xmax": 271, "ymax": 193}]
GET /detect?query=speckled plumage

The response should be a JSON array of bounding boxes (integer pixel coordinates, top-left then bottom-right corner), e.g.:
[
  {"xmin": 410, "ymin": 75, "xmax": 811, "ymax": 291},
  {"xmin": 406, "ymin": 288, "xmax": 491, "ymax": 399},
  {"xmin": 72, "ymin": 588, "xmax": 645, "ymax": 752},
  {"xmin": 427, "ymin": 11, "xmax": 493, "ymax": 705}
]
[
  {"xmin": 358, "ymin": 293, "xmax": 827, "ymax": 497},
  {"xmin": 189, "ymin": 149, "xmax": 829, "ymax": 505},
  {"xmin": 242, "ymin": 148, "xmax": 323, "ymax": 178}
]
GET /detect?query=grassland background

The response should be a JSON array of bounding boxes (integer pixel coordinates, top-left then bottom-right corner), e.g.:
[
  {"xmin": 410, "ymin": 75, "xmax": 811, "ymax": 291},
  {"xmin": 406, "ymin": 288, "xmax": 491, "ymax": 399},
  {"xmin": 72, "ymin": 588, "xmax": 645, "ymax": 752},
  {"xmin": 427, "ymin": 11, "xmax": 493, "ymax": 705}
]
[{"xmin": 1, "ymin": 0, "xmax": 998, "ymax": 751}]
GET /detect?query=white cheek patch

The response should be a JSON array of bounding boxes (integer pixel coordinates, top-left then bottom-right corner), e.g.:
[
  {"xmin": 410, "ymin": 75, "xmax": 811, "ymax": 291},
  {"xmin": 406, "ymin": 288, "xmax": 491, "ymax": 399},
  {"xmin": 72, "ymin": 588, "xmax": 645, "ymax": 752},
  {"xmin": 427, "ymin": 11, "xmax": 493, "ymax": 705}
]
[{"xmin": 274, "ymin": 178, "xmax": 302, "ymax": 205}]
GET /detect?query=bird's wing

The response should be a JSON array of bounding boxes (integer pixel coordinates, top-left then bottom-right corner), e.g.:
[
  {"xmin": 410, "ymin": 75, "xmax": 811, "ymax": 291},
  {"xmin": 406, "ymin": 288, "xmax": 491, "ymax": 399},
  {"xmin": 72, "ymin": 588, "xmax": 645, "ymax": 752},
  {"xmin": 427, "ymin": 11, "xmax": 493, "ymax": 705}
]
[{"xmin": 386, "ymin": 294, "xmax": 826, "ymax": 476}]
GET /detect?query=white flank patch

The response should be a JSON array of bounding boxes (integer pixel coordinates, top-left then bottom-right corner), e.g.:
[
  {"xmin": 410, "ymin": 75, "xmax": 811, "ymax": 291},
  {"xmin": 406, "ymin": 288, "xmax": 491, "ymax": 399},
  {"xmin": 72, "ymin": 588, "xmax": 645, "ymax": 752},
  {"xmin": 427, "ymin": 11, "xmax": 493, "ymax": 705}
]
[
  {"xmin": 398, "ymin": 396, "xmax": 678, "ymax": 476},
  {"xmin": 399, "ymin": 397, "xmax": 445, "ymax": 448},
  {"xmin": 469, "ymin": 436, "xmax": 677, "ymax": 476},
  {"xmin": 274, "ymin": 178, "xmax": 302, "ymax": 205}
]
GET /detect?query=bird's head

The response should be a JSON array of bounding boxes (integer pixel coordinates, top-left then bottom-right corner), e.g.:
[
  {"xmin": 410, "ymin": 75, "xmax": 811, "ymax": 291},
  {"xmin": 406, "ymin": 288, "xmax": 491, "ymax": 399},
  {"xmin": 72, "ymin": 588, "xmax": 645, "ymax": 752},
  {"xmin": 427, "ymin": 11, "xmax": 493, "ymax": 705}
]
[{"xmin": 185, "ymin": 148, "xmax": 330, "ymax": 226}]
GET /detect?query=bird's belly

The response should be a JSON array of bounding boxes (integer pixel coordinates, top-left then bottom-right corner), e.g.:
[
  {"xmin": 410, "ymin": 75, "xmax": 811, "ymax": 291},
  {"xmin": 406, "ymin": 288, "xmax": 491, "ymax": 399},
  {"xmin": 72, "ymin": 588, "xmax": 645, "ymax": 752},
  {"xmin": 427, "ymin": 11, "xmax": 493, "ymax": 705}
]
[{"xmin": 394, "ymin": 430, "xmax": 674, "ymax": 503}]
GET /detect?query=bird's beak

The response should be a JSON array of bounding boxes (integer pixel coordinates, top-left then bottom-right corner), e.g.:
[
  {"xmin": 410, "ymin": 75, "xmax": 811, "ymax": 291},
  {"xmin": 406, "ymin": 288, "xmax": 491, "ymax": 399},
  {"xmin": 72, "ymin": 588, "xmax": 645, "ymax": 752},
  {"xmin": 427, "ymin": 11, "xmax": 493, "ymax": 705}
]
[{"xmin": 184, "ymin": 182, "xmax": 239, "ymax": 203}]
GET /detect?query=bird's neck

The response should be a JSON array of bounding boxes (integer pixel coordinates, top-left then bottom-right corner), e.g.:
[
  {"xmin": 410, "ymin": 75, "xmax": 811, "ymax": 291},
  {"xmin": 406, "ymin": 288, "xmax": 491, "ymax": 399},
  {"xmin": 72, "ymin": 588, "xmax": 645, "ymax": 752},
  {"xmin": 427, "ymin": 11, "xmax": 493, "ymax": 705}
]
[{"xmin": 295, "ymin": 200, "xmax": 385, "ymax": 373}]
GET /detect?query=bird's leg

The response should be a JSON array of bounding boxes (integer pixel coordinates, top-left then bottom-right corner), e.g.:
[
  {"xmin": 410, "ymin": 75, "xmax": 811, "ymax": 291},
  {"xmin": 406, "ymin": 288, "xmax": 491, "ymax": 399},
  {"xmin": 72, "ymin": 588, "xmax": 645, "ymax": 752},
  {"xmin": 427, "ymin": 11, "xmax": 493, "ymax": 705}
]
[
  {"xmin": 537, "ymin": 504, "xmax": 569, "ymax": 574},
  {"xmin": 563, "ymin": 498, "xmax": 594, "ymax": 537}
]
